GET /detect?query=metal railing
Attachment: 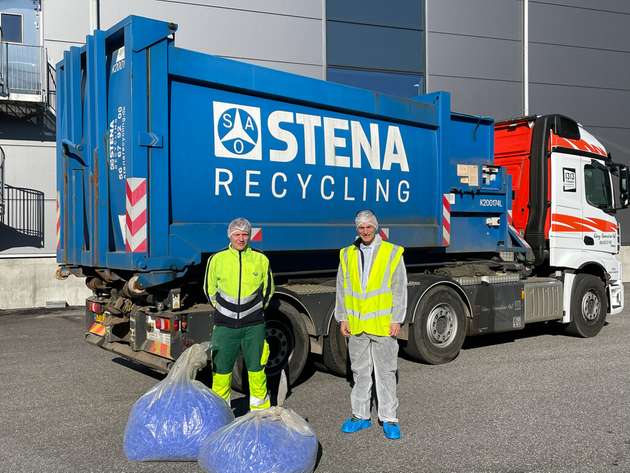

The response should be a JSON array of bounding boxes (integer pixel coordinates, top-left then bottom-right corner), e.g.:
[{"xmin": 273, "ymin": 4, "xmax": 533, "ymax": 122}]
[
  {"xmin": 0, "ymin": 146, "xmax": 4, "ymax": 224},
  {"xmin": 3, "ymin": 184, "xmax": 44, "ymax": 245},
  {"xmin": 47, "ymin": 61, "xmax": 56, "ymax": 113},
  {"xmin": 0, "ymin": 43, "xmax": 46, "ymax": 101}
]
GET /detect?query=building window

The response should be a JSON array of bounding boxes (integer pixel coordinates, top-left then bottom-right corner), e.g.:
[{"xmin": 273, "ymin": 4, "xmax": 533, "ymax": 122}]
[{"xmin": 1, "ymin": 13, "xmax": 23, "ymax": 43}]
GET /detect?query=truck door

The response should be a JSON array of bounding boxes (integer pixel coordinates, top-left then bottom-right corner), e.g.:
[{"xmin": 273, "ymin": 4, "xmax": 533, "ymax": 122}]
[
  {"xmin": 549, "ymin": 151, "xmax": 585, "ymax": 265},
  {"xmin": 581, "ymin": 161, "xmax": 617, "ymax": 255}
]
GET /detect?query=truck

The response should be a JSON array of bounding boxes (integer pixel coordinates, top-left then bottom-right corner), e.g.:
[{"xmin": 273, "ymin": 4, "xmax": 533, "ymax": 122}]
[{"xmin": 56, "ymin": 16, "xmax": 629, "ymax": 388}]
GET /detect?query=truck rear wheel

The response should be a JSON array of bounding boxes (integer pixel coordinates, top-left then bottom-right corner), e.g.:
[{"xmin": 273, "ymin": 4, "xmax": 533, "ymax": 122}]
[
  {"xmin": 566, "ymin": 274, "xmax": 606, "ymax": 338},
  {"xmin": 232, "ymin": 300, "xmax": 309, "ymax": 393},
  {"xmin": 404, "ymin": 286, "xmax": 467, "ymax": 365},
  {"xmin": 322, "ymin": 318, "xmax": 348, "ymax": 376}
]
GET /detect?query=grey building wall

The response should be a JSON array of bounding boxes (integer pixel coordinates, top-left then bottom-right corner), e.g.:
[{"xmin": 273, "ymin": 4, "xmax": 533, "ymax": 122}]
[
  {"xmin": 99, "ymin": 0, "xmax": 324, "ymax": 79},
  {"xmin": 527, "ymin": 1, "xmax": 630, "ymax": 243},
  {"xmin": 426, "ymin": 0, "xmax": 523, "ymax": 120},
  {"xmin": 326, "ymin": 0, "xmax": 424, "ymax": 97},
  {"xmin": 44, "ymin": 0, "xmax": 325, "ymax": 77},
  {"xmin": 426, "ymin": 0, "xmax": 630, "ymax": 242}
]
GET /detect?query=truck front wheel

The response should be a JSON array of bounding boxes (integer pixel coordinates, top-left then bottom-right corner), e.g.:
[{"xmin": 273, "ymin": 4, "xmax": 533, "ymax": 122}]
[
  {"xmin": 404, "ymin": 286, "xmax": 467, "ymax": 365},
  {"xmin": 231, "ymin": 300, "xmax": 310, "ymax": 393},
  {"xmin": 566, "ymin": 274, "xmax": 606, "ymax": 338}
]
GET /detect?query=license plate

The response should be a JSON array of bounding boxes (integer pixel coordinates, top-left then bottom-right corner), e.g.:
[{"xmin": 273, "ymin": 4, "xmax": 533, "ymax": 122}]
[{"xmin": 95, "ymin": 313, "xmax": 105, "ymax": 323}]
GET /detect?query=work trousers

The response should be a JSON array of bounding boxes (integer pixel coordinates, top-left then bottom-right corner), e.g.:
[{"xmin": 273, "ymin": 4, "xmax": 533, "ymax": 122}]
[
  {"xmin": 348, "ymin": 332, "xmax": 399, "ymax": 423},
  {"xmin": 211, "ymin": 323, "xmax": 266, "ymax": 373},
  {"xmin": 211, "ymin": 323, "xmax": 270, "ymax": 410}
]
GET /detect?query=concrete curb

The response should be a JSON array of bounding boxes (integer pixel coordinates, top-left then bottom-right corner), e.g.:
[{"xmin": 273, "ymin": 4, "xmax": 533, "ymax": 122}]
[{"xmin": 0, "ymin": 306, "xmax": 84, "ymax": 317}]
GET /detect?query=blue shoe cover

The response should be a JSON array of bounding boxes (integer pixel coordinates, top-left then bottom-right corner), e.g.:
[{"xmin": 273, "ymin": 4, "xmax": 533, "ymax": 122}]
[
  {"xmin": 341, "ymin": 417, "xmax": 371, "ymax": 433},
  {"xmin": 383, "ymin": 422, "xmax": 401, "ymax": 440}
]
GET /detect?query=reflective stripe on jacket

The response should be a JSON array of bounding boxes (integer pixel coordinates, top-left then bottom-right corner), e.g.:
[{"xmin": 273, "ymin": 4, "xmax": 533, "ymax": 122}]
[
  {"xmin": 204, "ymin": 245, "xmax": 274, "ymax": 327},
  {"xmin": 339, "ymin": 239, "xmax": 404, "ymax": 337}
]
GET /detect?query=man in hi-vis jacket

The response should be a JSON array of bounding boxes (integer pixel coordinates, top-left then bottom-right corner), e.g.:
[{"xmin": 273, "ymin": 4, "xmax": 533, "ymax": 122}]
[
  {"xmin": 205, "ymin": 217, "xmax": 274, "ymax": 410},
  {"xmin": 335, "ymin": 210, "xmax": 408, "ymax": 440}
]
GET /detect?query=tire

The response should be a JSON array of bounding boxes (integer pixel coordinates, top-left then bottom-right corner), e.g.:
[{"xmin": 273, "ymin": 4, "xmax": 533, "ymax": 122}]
[
  {"xmin": 232, "ymin": 300, "xmax": 310, "ymax": 393},
  {"xmin": 403, "ymin": 285, "xmax": 467, "ymax": 365},
  {"xmin": 322, "ymin": 318, "xmax": 349, "ymax": 376},
  {"xmin": 566, "ymin": 274, "xmax": 606, "ymax": 338}
]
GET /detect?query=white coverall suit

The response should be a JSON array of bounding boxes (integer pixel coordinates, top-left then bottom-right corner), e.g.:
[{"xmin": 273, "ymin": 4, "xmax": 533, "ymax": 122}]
[{"xmin": 335, "ymin": 234, "xmax": 408, "ymax": 423}]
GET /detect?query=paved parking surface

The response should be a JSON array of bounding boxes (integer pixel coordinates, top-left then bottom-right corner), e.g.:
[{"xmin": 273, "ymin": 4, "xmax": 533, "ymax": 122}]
[{"xmin": 1, "ymin": 299, "xmax": 629, "ymax": 473}]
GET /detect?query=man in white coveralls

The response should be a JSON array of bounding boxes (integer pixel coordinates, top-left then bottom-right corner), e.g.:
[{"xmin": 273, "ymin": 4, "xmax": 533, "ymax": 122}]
[{"xmin": 335, "ymin": 210, "xmax": 407, "ymax": 440}]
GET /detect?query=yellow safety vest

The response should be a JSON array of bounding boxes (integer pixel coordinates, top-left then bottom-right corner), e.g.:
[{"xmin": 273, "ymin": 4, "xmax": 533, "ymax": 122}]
[
  {"xmin": 339, "ymin": 241, "xmax": 404, "ymax": 336},
  {"xmin": 204, "ymin": 245, "xmax": 274, "ymax": 326}
]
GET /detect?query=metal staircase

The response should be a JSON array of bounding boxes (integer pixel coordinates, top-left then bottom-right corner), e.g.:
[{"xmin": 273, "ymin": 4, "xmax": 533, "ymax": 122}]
[{"xmin": 0, "ymin": 146, "xmax": 45, "ymax": 249}]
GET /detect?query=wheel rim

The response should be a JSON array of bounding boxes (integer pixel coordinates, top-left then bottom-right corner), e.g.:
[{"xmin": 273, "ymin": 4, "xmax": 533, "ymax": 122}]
[
  {"xmin": 265, "ymin": 320, "xmax": 293, "ymax": 375},
  {"xmin": 581, "ymin": 290, "xmax": 601, "ymax": 322},
  {"xmin": 426, "ymin": 303, "xmax": 458, "ymax": 347}
]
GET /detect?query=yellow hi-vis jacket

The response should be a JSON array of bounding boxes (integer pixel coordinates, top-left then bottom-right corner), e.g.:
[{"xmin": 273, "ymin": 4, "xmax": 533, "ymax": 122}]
[
  {"xmin": 204, "ymin": 245, "xmax": 274, "ymax": 327},
  {"xmin": 337, "ymin": 237, "xmax": 406, "ymax": 336}
]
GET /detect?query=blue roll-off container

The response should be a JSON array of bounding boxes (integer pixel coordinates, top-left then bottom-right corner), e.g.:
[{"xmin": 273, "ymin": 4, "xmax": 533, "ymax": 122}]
[{"xmin": 57, "ymin": 16, "xmax": 511, "ymax": 289}]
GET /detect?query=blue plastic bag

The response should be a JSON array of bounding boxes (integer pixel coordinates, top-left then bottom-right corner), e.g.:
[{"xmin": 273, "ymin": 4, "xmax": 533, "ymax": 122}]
[
  {"xmin": 123, "ymin": 343, "xmax": 234, "ymax": 461},
  {"xmin": 198, "ymin": 406, "xmax": 318, "ymax": 473}
]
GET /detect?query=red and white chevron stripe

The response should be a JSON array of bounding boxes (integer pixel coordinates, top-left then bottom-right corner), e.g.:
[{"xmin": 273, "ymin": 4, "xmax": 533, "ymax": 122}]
[
  {"xmin": 442, "ymin": 194, "xmax": 451, "ymax": 246},
  {"xmin": 125, "ymin": 177, "xmax": 148, "ymax": 253},
  {"xmin": 56, "ymin": 192, "xmax": 60, "ymax": 249},
  {"xmin": 251, "ymin": 227, "xmax": 263, "ymax": 242},
  {"xmin": 550, "ymin": 131, "xmax": 607, "ymax": 158},
  {"xmin": 379, "ymin": 227, "xmax": 389, "ymax": 240}
]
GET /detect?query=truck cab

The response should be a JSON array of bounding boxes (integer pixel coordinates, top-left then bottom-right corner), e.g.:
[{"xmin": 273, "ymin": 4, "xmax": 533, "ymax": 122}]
[{"xmin": 495, "ymin": 114, "xmax": 628, "ymax": 331}]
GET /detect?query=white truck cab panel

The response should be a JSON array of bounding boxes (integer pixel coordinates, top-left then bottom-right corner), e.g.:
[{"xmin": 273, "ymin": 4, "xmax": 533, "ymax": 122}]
[{"xmin": 549, "ymin": 126, "xmax": 623, "ymax": 318}]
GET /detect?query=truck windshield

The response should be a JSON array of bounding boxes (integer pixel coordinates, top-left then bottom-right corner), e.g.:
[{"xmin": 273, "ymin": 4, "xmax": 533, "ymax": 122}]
[{"xmin": 584, "ymin": 164, "xmax": 612, "ymax": 209}]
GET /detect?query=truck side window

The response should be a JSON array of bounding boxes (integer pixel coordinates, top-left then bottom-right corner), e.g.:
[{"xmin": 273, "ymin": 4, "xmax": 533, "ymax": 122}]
[{"xmin": 584, "ymin": 164, "xmax": 612, "ymax": 209}]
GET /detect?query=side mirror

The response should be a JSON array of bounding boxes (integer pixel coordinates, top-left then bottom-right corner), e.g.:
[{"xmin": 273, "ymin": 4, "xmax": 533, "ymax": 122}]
[{"xmin": 619, "ymin": 166, "xmax": 630, "ymax": 209}]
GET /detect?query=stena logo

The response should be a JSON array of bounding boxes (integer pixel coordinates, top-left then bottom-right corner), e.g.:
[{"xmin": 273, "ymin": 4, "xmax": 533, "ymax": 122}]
[
  {"xmin": 213, "ymin": 102, "xmax": 262, "ymax": 160},
  {"xmin": 212, "ymin": 100, "xmax": 409, "ymax": 171},
  {"xmin": 211, "ymin": 100, "xmax": 412, "ymax": 203}
]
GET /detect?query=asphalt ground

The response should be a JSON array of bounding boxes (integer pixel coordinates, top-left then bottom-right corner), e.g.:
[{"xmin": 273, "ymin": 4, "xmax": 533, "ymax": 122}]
[{"xmin": 1, "ymin": 295, "xmax": 629, "ymax": 473}]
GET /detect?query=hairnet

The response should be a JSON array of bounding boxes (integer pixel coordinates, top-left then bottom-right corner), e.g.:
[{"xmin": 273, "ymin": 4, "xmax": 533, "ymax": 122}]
[
  {"xmin": 354, "ymin": 210, "xmax": 378, "ymax": 229},
  {"xmin": 227, "ymin": 217, "xmax": 252, "ymax": 237}
]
